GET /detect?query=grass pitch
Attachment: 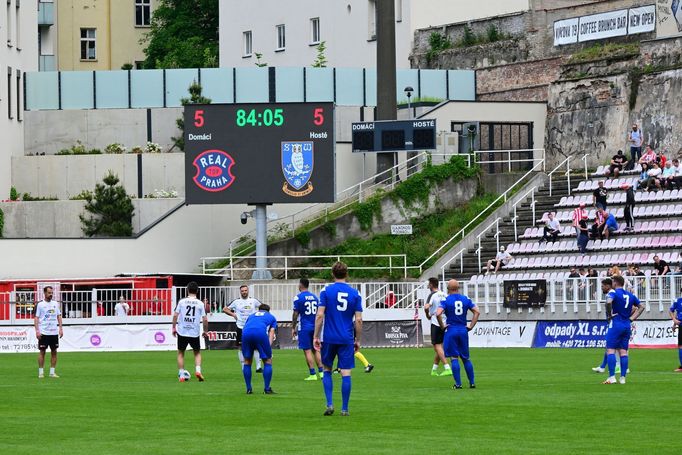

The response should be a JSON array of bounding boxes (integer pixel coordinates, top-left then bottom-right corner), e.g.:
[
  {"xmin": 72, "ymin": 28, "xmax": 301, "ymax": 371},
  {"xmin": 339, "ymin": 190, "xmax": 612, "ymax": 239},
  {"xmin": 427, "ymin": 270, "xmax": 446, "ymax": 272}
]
[{"xmin": 0, "ymin": 348, "xmax": 678, "ymax": 454}]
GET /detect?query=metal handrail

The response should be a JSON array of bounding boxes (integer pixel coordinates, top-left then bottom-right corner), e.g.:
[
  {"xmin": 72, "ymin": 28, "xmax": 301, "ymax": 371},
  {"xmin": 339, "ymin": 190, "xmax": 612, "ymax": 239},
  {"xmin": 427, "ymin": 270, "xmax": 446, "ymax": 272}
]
[
  {"xmin": 476, "ymin": 217, "xmax": 501, "ymax": 272},
  {"xmin": 473, "ymin": 149, "xmax": 546, "ymax": 173},
  {"xmin": 225, "ymin": 151, "xmax": 453, "ymax": 258},
  {"xmin": 406, "ymin": 157, "xmax": 545, "ymax": 275},
  {"xmin": 548, "ymin": 156, "xmax": 572, "ymax": 197},
  {"xmin": 511, "ymin": 186, "xmax": 538, "ymax": 241},
  {"xmin": 581, "ymin": 153, "xmax": 589, "ymax": 181},
  {"xmin": 440, "ymin": 248, "xmax": 466, "ymax": 279}
]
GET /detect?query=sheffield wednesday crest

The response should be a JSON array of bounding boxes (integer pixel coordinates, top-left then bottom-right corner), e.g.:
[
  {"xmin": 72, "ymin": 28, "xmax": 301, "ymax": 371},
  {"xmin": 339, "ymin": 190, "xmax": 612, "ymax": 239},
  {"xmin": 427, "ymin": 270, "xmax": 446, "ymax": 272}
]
[{"xmin": 281, "ymin": 141, "xmax": 314, "ymax": 197}]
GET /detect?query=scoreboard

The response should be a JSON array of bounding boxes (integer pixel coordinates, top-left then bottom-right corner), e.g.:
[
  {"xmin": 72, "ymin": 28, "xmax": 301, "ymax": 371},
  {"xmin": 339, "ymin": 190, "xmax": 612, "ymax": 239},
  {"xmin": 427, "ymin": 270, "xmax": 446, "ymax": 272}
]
[
  {"xmin": 184, "ymin": 102, "xmax": 335, "ymax": 204},
  {"xmin": 351, "ymin": 119, "xmax": 437, "ymax": 153}
]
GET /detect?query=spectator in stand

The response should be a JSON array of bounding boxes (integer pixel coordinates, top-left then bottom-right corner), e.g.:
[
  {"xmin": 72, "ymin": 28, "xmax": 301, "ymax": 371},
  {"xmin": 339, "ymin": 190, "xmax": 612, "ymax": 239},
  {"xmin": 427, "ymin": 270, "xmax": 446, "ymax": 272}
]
[
  {"xmin": 642, "ymin": 162, "xmax": 662, "ymax": 191},
  {"xmin": 577, "ymin": 214, "xmax": 590, "ymax": 254},
  {"xmin": 590, "ymin": 207, "xmax": 606, "ymax": 240},
  {"xmin": 611, "ymin": 266, "xmax": 634, "ymax": 291},
  {"xmin": 541, "ymin": 212, "xmax": 561, "ymax": 243},
  {"xmin": 572, "ymin": 202, "xmax": 588, "ymax": 239},
  {"xmin": 588, "ymin": 267, "xmax": 599, "ymax": 279},
  {"xmin": 485, "ymin": 246, "xmax": 512, "ymax": 275},
  {"xmin": 653, "ymin": 255, "xmax": 670, "ymax": 276},
  {"xmin": 637, "ymin": 162, "xmax": 649, "ymax": 189},
  {"xmin": 669, "ymin": 158, "xmax": 682, "ymax": 189},
  {"xmin": 622, "ymin": 183, "xmax": 635, "ymax": 232},
  {"xmin": 114, "ymin": 296, "xmax": 130, "ymax": 317},
  {"xmin": 606, "ymin": 150, "xmax": 627, "ymax": 178},
  {"xmin": 656, "ymin": 149, "xmax": 667, "ymax": 168},
  {"xmin": 661, "ymin": 161, "xmax": 677, "ymax": 189},
  {"xmin": 628, "ymin": 123, "xmax": 643, "ymax": 163},
  {"xmin": 568, "ymin": 267, "xmax": 580, "ymax": 278},
  {"xmin": 593, "ymin": 180, "xmax": 608, "ymax": 210},
  {"xmin": 638, "ymin": 145, "xmax": 657, "ymax": 165},
  {"xmin": 601, "ymin": 209, "xmax": 619, "ymax": 239}
]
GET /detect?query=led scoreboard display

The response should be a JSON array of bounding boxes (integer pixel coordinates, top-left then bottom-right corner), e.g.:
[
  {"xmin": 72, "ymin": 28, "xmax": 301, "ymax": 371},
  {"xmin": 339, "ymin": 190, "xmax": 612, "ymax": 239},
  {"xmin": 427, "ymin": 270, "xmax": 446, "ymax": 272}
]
[
  {"xmin": 351, "ymin": 119, "xmax": 437, "ymax": 153},
  {"xmin": 184, "ymin": 103, "xmax": 335, "ymax": 204}
]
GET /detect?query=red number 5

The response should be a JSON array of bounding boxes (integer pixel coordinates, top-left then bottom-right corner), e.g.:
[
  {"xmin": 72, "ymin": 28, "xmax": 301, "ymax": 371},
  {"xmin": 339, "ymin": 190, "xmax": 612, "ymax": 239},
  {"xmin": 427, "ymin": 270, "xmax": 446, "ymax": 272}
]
[
  {"xmin": 194, "ymin": 110, "xmax": 205, "ymax": 127},
  {"xmin": 313, "ymin": 108, "xmax": 324, "ymax": 126}
]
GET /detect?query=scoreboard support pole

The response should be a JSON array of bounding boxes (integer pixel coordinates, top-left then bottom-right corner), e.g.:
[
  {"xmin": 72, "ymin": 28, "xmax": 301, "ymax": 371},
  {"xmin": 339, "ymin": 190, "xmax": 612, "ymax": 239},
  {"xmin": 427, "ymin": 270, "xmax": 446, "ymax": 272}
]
[{"xmin": 252, "ymin": 204, "xmax": 273, "ymax": 280}]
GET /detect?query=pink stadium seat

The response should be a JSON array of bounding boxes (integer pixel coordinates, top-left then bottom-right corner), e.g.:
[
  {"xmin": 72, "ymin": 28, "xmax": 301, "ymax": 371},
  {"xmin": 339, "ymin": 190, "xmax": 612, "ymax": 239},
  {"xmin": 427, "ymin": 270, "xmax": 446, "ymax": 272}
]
[
  {"xmin": 624, "ymin": 253, "xmax": 635, "ymax": 264},
  {"xmin": 662, "ymin": 252, "xmax": 671, "ymax": 262},
  {"xmin": 645, "ymin": 206, "xmax": 654, "ymax": 217},
  {"xmin": 651, "ymin": 237, "xmax": 661, "ymax": 248},
  {"xmin": 616, "ymin": 253, "xmax": 627, "ymax": 265},
  {"xmin": 654, "ymin": 221, "xmax": 665, "ymax": 232},
  {"xmin": 674, "ymin": 236, "xmax": 682, "ymax": 246},
  {"xmin": 614, "ymin": 239, "xmax": 623, "ymax": 249},
  {"xmin": 521, "ymin": 228, "xmax": 532, "ymax": 239},
  {"xmin": 518, "ymin": 258, "xmax": 528, "ymax": 269},
  {"xmin": 561, "ymin": 256, "xmax": 572, "ymax": 268},
  {"xmin": 663, "ymin": 190, "xmax": 672, "ymax": 201},
  {"xmin": 670, "ymin": 252, "xmax": 680, "ymax": 263},
  {"xmin": 662, "ymin": 220, "xmax": 672, "ymax": 231}
]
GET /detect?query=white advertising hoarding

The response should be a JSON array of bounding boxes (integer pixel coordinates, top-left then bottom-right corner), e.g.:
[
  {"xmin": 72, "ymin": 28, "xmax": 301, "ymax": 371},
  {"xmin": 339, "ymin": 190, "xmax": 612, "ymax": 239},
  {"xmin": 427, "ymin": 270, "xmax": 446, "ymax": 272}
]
[
  {"xmin": 554, "ymin": 5, "xmax": 656, "ymax": 46},
  {"xmin": 468, "ymin": 321, "xmax": 536, "ymax": 348}
]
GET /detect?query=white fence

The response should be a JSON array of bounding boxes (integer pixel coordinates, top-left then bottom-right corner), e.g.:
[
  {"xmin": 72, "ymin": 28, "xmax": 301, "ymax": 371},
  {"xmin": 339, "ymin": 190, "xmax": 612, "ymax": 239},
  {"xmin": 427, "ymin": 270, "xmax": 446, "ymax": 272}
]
[{"xmin": 2, "ymin": 275, "xmax": 679, "ymax": 325}]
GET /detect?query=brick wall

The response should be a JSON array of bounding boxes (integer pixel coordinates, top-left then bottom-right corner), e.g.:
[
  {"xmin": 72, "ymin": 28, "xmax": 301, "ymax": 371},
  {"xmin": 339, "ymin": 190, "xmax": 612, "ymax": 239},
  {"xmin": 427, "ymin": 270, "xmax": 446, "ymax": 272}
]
[{"xmin": 476, "ymin": 57, "xmax": 566, "ymax": 101}]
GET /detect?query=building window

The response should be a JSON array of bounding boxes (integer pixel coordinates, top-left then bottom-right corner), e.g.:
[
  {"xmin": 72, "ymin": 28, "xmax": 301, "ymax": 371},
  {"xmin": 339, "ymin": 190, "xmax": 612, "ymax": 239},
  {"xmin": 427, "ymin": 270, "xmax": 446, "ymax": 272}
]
[
  {"xmin": 6, "ymin": 0, "xmax": 11, "ymax": 47},
  {"xmin": 368, "ymin": 0, "xmax": 377, "ymax": 40},
  {"xmin": 276, "ymin": 24, "xmax": 285, "ymax": 51},
  {"xmin": 310, "ymin": 17, "xmax": 320, "ymax": 44},
  {"xmin": 395, "ymin": 0, "xmax": 402, "ymax": 22},
  {"xmin": 243, "ymin": 31, "xmax": 252, "ymax": 57},
  {"xmin": 135, "ymin": 0, "xmax": 151, "ymax": 27},
  {"xmin": 15, "ymin": 0, "xmax": 20, "ymax": 50},
  {"xmin": 16, "ymin": 69, "xmax": 21, "ymax": 121},
  {"xmin": 7, "ymin": 67, "xmax": 12, "ymax": 119},
  {"xmin": 80, "ymin": 28, "xmax": 97, "ymax": 60}
]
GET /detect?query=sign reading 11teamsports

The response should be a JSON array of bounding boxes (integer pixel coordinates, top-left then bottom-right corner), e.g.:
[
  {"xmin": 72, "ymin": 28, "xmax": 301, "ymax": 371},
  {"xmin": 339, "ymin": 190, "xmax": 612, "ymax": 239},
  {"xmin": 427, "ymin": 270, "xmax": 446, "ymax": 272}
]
[{"xmin": 184, "ymin": 103, "xmax": 335, "ymax": 204}]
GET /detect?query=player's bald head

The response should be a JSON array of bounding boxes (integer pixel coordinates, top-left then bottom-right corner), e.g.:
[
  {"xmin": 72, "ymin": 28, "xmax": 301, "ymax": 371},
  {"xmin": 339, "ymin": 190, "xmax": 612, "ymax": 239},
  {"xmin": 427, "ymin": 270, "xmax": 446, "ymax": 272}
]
[{"xmin": 447, "ymin": 279, "xmax": 459, "ymax": 292}]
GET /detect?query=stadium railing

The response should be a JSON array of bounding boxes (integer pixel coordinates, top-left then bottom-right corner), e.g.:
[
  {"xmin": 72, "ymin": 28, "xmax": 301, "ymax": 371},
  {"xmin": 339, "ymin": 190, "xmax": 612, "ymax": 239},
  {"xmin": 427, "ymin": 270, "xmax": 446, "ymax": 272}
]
[
  {"xmin": 472, "ymin": 149, "xmax": 546, "ymax": 173},
  {"xmin": 2, "ymin": 275, "xmax": 677, "ymax": 325}
]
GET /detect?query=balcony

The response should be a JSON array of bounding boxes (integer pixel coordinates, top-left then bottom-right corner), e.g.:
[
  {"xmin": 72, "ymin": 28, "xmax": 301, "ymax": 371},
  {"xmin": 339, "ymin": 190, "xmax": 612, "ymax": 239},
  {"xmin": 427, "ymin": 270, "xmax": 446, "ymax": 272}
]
[
  {"xmin": 38, "ymin": 2, "xmax": 54, "ymax": 26},
  {"xmin": 39, "ymin": 55, "xmax": 56, "ymax": 72}
]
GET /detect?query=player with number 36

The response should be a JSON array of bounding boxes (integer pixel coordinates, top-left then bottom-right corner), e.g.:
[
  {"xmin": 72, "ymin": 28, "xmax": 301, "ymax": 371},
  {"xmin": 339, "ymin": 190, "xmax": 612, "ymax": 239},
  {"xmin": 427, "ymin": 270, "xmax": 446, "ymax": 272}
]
[{"xmin": 292, "ymin": 278, "xmax": 324, "ymax": 381}]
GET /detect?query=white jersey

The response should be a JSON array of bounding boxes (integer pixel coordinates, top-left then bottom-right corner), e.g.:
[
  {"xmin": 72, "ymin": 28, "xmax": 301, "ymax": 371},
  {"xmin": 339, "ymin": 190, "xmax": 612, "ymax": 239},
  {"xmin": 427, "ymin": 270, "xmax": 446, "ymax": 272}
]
[
  {"xmin": 228, "ymin": 297, "xmax": 261, "ymax": 328},
  {"xmin": 425, "ymin": 291, "xmax": 446, "ymax": 326},
  {"xmin": 115, "ymin": 302, "xmax": 129, "ymax": 316},
  {"xmin": 174, "ymin": 297, "xmax": 206, "ymax": 338},
  {"xmin": 35, "ymin": 300, "xmax": 61, "ymax": 335}
]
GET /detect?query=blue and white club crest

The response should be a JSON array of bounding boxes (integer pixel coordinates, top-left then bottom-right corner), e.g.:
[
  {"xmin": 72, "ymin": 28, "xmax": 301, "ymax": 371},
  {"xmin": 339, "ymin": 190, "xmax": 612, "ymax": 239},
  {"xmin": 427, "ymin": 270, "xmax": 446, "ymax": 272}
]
[{"xmin": 282, "ymin": 141, "xmax": 314, "ymax": 196}]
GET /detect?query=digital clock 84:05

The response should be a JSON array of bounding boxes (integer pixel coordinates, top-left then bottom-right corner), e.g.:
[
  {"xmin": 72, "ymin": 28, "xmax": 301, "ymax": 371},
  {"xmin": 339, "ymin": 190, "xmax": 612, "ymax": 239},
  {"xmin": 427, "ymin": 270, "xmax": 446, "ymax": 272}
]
[{"xmin": 236, "ymin": 108, "xmax": 284, "ymax": 127}]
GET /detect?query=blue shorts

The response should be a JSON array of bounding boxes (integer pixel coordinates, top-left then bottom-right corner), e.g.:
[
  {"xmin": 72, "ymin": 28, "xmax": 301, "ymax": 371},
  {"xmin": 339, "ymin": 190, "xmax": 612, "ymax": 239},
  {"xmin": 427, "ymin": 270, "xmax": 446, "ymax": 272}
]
[
  {"xmin": 605, "ymin": 320, "xmax": 631, "ymax": 350},
  {"xmin": 444, "ymin": 327, "xmax": 470, "ymax": 360},
  {"xmin": 241, "ymin": 331, "xmax": 272, "ymax": 360},
  {"xmin": 298, "ymin": 329, "xmax": 314, "ymax": 350},
  {"xmin": 321, "ymin": 342, "xmax": 355, "ymax": 370}
]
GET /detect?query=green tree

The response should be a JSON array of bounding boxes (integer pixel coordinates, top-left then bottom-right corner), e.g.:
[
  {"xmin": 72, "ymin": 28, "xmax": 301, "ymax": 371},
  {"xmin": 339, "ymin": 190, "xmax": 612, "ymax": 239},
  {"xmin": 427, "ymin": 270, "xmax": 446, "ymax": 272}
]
[
  {"xmin": 141, "ymin": 0, "xmax": 219, "ymax": 69},
  {"xmin": 312, "ymin": 41, "xmax": 328, "ymax": 68},
  {"xmin": 80, "ymin": 172, "xmax": 135, "ymax": 237},
  {"xmin": 172, "ymin": 81, "xmax": 212, "ymax": 151}
]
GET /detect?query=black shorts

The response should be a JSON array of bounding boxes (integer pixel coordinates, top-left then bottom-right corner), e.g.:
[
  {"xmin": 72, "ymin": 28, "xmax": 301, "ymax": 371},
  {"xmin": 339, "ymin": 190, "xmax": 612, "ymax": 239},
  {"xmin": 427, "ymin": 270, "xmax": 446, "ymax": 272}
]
[
  {"xmin": 178, "ymin": 335, "xmax": 201, "ymax": 352},
  {"xmin": 236, "ymin": 327, "xmax": 243, "ymax": 345},
  {"xmin": 38, "ymin": 335, "xmax": 59, "ymax": 350},
  {"xmin": 490, "ymin": 260, "xmax": 505, "ymax": 270},
  {"xmin": 678, "ymin": 326, "xmax": 682, "ymax": 346},
  {"xmin": 431, "ymin": 325, "xmax": 445, "ymax": 345}
]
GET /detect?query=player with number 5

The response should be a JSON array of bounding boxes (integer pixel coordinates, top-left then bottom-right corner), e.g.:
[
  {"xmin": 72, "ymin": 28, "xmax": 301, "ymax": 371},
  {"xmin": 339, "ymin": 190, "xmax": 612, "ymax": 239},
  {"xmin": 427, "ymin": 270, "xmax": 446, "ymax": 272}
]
[
  {"xmin": 436, "ymin": 279, "xmax": 480, "ymax": 390},
  {"xmin": 292, "ymin": 278, "xmax": 324, "ymax": 381},
  {"xmin": 314, "ymin": 262, "xmax": 363, "ymax": 416}
]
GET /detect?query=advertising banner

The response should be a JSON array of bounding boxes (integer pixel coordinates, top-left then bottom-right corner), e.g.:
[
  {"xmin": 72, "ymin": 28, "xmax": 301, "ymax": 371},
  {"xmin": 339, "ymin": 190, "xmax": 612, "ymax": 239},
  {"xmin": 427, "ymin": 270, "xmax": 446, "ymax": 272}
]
[
  {"xmin": 578, "ymin": 9, "xmax": 629, "ymax": 42},
  {"xmin": 554, "ymin": 17, "xmax": 579, "ymax": 45},
  {"xmin": 630, "ymin": 320, "xmax": 678, "ymax": 348},
  {"xmin": 533, "ymin": 321, "xmax": 608, "ymax": 348},
  {"xmin": 656, "ymin": 0, "xmax": 682, "ymax": 39},
  {"xmin": 0, "ymin": 325, "xmax": 177, "ymax": 353},
  {"xmin": 204, "ymin": 321, "xmax": 239, "ymax": 350},
  {"xmin": 469, "ymin": 321, "xmax": 536, "ymax": 348},
  {"xmin": 503, "ymin": 280, "xmax": 547, "ymax": 308},
  {"xmin": 628, "ymin": 5, "xmax": 657, "ymax": 34},
  {"xmin": 363, "ymin": 320, "xmax": 421, "ymax": 348}
]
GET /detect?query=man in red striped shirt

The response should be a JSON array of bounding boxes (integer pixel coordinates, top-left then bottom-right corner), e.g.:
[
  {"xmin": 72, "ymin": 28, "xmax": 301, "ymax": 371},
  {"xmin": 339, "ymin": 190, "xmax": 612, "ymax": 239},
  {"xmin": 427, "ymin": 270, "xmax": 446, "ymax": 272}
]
[{"xmin": 572, "ymin": 202, "xmax": 587, "ymax": 237}]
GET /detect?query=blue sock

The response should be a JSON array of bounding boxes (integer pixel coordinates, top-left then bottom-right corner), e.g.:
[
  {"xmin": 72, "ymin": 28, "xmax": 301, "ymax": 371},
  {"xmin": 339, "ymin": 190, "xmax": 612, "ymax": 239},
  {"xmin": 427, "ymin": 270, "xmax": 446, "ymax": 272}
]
[
  {"xmin": 341, "ymin": 376, "xmax": 352, "ymax": 412},
  {"xmin": 463, "ymin": 359, "xmax": 475, "ymax": 385},
  {"xmin": 620, "ymin": 355, "xmax": 628, "ymax": 377},
  {"xmin": 607, "ymin": 353, "xmax": 617, "ymax": 377},
  {"xmin": 451, "ymin": 359, "xmax": 462, "ymax": 387},
  {"xmin": 309, "ymin": 368, "xmax": 316, "ymax": 376},
  {"xmin": 599, "ymin": 351, "xmax": 608, "ymax": 369},
  {"xmin": 322, "ymin": 371, "xmax": 333, "ymax": 407},
  {"xmin": 263, "ymin": 363, "xmax": 273, "ymax": 390},
  {"xmin": 318, "ymin": 367, "xmax": 324, "ymax": 373},
  {"xmin": 242, "ymin": 364, "xmax": 252, "ymax": 391},
  {"xmin": 678, "ymin": 348, "xmax": 682, "ymax": 367}
]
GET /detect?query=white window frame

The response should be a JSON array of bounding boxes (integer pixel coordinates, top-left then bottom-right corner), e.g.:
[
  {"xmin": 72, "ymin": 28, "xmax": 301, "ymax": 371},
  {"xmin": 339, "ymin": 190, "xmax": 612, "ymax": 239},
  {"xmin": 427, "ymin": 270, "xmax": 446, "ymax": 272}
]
[
  {"xmin": 6, "ymin": 0, "xmax": 12, "ymax": 47},
  {"xmin": 243, "ymin": 30, "xmax": 252, "ymax": 57},
  {"xmin": 395, "ymin": 0, "xmax": 402, "ymax": 22},
  {"xmin": 368, "ymin": 0, "xmax": 377, "ymax": 41},
  {"xmin": 310, "ymin": 17, "xmax": 320, "ymax": 44},
  {"xmin": 80, "ymin": 28, "xmax": 97, "ymax": 61},
  {"xmin": 276, "ymin": 24, "xmax": 286, "ymax": 51},
  {"xmin": 135, "ymin": 0, "xmax": 152, "ymax": 27}
]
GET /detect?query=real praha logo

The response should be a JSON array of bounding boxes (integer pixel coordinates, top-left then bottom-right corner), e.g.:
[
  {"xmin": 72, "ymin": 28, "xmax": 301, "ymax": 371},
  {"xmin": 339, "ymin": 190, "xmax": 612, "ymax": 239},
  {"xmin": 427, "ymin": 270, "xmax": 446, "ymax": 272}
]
[
  {"xmin": 281, "ymin": 141, "xmax": 314, "ymax": 197},
  {"xmin": 192, "ymin": 150, "xmax": 235, "ymax": 192}
]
